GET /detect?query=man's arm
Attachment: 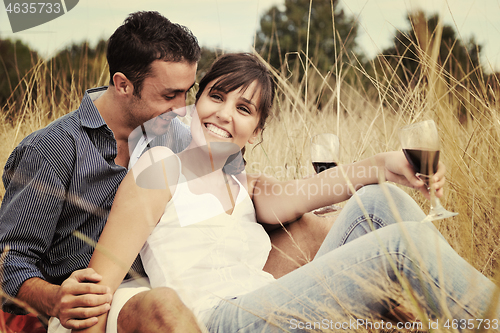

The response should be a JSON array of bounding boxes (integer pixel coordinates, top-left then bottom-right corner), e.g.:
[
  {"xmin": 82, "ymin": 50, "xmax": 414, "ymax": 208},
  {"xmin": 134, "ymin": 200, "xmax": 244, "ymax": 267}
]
[
  {"xmin": 0, "ymin": 146, "xmax": 64, "ymax": 310},
  {"xmin": 16, "ymin": 272, "xmax": 112, "ymax": 330},
  {"xmin": 0, "ymin": 145, "xmax": 113, "ymax": 330}
]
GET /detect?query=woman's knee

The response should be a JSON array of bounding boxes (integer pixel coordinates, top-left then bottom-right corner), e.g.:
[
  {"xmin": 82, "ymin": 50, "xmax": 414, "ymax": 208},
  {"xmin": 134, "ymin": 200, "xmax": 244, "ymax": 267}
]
[
  {"xmin": 356, "ymin": 184, "xmax": 424, "ymax": 222},
  {"xmin": 142, "ymin": 287, "xmax": 187, "ymax": 315},
  {"xmin": 384, "ymin": 222, "xmax": 442, "ymax": 254},
  {"xmin": 344, "ymin": 184, "xmax": 399, "ymax": 217},
  {"xmin": 118, "ymin": 287, "xmax": 195, "ymax": 333},
  {"xmin": 356, "ymin": 183, "xmax": 408, "ymax": 202}
]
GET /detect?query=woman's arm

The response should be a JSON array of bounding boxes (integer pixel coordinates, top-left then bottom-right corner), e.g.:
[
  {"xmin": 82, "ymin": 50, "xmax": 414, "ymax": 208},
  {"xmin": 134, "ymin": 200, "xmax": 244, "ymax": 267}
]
[
  {"xmin": 250, "ymin": 151, "xmax": 446, "ymax": 224},
  {"xmin": 78, "ymin": 148, "xmax": 176, "ymax": 333}
]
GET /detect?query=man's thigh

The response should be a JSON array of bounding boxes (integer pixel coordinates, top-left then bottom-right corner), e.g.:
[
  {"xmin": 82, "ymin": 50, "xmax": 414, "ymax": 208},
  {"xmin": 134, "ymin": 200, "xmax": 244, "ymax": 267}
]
[{"xmin": 263, "ymin": 212, "xmax": 336, "ymax": 279}]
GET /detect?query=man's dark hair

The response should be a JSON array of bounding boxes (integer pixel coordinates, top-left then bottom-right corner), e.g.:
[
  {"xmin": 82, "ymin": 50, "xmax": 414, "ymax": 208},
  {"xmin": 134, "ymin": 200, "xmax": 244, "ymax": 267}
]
[{"xmin": 107, "ymin": 11, "xmax": 201, "ymax": 96}]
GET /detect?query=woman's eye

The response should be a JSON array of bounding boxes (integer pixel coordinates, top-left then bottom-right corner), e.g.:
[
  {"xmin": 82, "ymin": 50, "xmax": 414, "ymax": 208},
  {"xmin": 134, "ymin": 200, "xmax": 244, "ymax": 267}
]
[
  {"xmin": 238, "ymin": 106, "xmax": 251, "ymax": 114},
  {"xmin": 210, "ymin": 94, "xmax": 223, "ymax": 101}
]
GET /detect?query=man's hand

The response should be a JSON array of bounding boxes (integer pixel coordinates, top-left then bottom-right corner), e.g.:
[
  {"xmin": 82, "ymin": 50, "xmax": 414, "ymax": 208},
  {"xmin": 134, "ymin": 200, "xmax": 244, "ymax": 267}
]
[{"xmin": 52, "ymin": 268, "xmax": 112, "ymax": 330}]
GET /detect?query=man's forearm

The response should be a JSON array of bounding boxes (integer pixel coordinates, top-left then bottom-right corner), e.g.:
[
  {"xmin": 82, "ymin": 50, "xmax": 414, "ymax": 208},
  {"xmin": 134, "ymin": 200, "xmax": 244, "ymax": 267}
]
[
  {"xmin": 17, "ymin": 269, "xmax": 113, "ymax": 330},
  {"xmin": 16, "ymin": 277, "xmax": 58, "ymax": 318}
]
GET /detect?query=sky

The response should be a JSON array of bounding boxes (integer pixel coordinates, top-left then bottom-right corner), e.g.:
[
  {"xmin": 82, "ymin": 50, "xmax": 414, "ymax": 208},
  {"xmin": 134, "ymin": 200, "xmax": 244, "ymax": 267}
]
[{"xmin": 1, "ymin": 0, "xmax": 499, "ymax": 72}]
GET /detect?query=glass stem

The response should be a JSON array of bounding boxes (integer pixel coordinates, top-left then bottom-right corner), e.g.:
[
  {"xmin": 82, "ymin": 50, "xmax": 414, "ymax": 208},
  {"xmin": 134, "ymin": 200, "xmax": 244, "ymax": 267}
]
[
  {"xmin": 429, "ymin": 184, "xmax": 437, "ymax": 210},
  {"xmin": 417, "ymin": 172, "xmax": 436, "ymax": 208}
]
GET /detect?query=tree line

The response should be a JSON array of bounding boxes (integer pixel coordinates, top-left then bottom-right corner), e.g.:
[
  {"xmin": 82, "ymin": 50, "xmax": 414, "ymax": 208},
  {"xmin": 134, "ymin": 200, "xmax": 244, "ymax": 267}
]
[{"xmin": 1, "ymin": 0, "xmax": 498, "ymax": 115}]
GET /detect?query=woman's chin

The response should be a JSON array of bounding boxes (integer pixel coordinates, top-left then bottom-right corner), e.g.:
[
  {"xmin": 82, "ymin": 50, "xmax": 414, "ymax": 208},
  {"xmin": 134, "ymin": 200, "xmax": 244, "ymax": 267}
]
[{"xmin": 208, "ymin": 142, "xmax": 240, "ymax": 156}]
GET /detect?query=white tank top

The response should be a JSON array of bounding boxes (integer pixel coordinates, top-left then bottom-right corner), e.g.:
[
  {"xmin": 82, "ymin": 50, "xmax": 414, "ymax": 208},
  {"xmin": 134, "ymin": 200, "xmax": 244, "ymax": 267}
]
[{"xmin": 139, "ymin": 157, "xmax": 275, "ymax": 322}]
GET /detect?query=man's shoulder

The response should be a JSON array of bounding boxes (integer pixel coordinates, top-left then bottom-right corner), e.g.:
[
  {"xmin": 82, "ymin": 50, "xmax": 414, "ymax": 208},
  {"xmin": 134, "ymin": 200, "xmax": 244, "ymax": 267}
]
[
  {"xmin": 3, "ymin": 110, "xmax": 83, "ymax": 188},
  {"xmin": 19, "ymin": 86, "xmax": 106, "ymax": 150},
  {"xmin": 17, "ymin": 110, "xmax": 80, "ymax": 153}
]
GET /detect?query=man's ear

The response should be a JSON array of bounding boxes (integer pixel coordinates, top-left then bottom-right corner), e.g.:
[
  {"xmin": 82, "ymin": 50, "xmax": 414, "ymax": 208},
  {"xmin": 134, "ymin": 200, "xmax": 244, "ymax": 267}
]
[
  {"xmin": 248, "ymin": 128, "xmax": 261, "ymax": 144},
  {"xmin": 112, "ymin": 72, "xmax": 134, "ymax": 96}
]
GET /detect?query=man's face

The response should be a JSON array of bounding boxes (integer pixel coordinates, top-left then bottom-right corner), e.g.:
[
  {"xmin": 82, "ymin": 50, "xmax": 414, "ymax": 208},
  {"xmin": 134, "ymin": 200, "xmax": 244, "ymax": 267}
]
[{"xmin": 128, "ymin": 60, "xmax": 197, "ymax": 129}]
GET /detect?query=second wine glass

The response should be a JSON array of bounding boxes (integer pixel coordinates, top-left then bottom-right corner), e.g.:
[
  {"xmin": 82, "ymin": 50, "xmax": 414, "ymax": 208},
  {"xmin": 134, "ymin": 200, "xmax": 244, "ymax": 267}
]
[{"xmin": 310, "ymin": 133, "xmax": 341, "ymax": 215}]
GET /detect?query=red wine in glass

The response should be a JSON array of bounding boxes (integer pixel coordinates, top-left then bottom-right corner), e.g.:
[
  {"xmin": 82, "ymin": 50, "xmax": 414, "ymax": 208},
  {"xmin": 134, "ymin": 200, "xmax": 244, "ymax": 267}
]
[
  {"xmin": 402, "ymin": 149, "xmax": 440, "ymax": 177},
  {"xmin": 399, "ymin": 120, "xmax": 457, "ymax": 222},
  {"xmin": 312, "ymin": 161, "xmax": 338, "ymax": 174},
  {"xmin": 310, "ymin": 133, "xmax": 341, "ymax": 214}
]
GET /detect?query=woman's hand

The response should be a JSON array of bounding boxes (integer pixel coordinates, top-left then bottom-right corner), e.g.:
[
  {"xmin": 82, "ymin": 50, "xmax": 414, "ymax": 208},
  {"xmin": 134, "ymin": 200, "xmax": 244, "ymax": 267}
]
[{"xmin": 380, "ymin": 151, "xmax": 446, "ymax": 200}]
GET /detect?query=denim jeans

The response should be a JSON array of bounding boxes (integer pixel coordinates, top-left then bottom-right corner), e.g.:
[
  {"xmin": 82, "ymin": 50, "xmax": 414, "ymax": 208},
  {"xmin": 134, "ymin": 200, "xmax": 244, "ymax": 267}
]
[{"xmin": 205, "ymin": 184, "xmax": 499, "ymax": 332}]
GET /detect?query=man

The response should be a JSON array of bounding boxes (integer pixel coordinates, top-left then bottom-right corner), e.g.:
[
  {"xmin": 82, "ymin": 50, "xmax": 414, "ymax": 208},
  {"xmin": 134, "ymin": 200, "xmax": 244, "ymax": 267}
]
[{"xmin": 0, "ymin": 11, "xmax": 201, "ymax": 332}]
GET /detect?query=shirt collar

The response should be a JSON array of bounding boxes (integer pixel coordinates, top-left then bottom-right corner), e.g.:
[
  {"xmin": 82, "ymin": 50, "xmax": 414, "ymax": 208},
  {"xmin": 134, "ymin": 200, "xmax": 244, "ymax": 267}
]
[{"xmin": 78, "ymin": 86, "xmax": 109, "ymax": 130}]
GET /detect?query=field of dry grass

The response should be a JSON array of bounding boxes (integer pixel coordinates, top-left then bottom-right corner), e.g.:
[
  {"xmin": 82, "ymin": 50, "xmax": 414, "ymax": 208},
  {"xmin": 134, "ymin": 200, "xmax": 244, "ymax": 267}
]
[
  {"xmin": 243, "ymin": 54, "xmax": 500, "ymax": 330},
  {"xmin": 1, "ymin": 18, "xmax": 500, "ymax": 332}
]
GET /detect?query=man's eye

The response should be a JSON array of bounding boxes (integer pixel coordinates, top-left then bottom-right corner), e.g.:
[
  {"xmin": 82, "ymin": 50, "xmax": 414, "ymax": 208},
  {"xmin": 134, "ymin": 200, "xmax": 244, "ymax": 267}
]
[{"xmin": 165, "ymin": 95, "xmax": 175, "ymax": 100}]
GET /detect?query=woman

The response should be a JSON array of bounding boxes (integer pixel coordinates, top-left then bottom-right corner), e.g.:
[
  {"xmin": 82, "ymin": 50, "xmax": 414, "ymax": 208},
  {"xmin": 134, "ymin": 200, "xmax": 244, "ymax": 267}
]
[{"xmin": 86, "ymin": 53, "xmax": 498, "ymax": 332}]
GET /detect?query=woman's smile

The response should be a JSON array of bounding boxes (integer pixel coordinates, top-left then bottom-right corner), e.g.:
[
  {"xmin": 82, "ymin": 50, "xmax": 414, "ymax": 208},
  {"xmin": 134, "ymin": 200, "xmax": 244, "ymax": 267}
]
[{"xmin": 205, "ymin": 123, "xmax": 232, "ymax": 138}]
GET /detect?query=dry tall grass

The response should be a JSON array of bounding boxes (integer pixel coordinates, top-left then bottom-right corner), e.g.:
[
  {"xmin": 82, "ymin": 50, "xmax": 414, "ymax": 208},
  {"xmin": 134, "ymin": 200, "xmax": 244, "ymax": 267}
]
[
  {"xmin": 246, "ymin": 13, "xmax": 500, "ymax": 331},
  {"xmin": 246, "ymin": 17, "xmax": 500, "ymax": 282},
  {"xmin": 0, "ymin": 15, "xmax": 499, "ymax": 332}
]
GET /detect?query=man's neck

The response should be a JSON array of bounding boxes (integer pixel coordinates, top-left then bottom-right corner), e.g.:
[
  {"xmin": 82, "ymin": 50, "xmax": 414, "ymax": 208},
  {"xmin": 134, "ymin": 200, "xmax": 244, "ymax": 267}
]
[{"xmin": 93, "ymin": 89, "xmax": 133, "ymax": 168}]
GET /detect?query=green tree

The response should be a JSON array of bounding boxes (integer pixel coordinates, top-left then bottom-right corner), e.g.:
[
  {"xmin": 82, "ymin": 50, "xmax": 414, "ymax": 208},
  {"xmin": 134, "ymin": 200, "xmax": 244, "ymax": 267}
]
[
  {"xmin": 380, "ymin": 11, "xmax": 482, "ymax": 87},
  {"xmin": 196, "ymin": 47, "xmax": 219, "ymax": 81},
  {"xmin": 49, "ymin": 39, "xmax": 108, "ymax": 90},
  {"xmin": 370, "ymin": 11, "xmax": 489, "ymax": 118},
  {"xmin": 0, "ymin": 38, "xmax": 38, "ymax": 108},
  {"xmin": 255, "ymin": 0, "xmax": 359, "ymax": 74}
]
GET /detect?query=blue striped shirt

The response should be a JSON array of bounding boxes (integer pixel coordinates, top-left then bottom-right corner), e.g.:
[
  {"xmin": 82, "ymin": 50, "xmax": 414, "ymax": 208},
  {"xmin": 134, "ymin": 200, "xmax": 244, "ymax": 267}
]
[{"xmin": 0, "ymin": 86, "xmax": 190, "ymax": 313}]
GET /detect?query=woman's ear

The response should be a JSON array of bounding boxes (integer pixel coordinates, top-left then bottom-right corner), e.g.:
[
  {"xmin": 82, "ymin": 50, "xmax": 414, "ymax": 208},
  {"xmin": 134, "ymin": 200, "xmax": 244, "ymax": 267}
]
[
  {"xmin": 112, "ymin": 72, "xmax": 134, "ymax": 96},
  {"xmin": 248, "ymin": 128, "xmax": 261, "ymax": 144}
]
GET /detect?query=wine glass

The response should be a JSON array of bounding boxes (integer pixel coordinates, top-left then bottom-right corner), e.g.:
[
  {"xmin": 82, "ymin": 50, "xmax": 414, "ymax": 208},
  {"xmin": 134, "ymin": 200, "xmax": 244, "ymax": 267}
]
[
  {"xmin": 399, "ymin": 120, "xmax": 458, "ymax": 222},
  {"xmin": 310, "ymin": 133, "xmax": 342, "ymax": 215}
]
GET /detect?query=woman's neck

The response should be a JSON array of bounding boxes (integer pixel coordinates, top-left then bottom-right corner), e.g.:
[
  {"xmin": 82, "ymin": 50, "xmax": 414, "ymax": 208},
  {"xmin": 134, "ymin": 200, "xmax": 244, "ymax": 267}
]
[{"xmin": 182, "ymin": 141, "xmax": 240, "ymax": 176}]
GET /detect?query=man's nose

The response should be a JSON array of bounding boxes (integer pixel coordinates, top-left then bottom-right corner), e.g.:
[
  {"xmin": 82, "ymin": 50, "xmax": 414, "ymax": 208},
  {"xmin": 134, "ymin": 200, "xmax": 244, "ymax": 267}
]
[
  {"xmin": 171, "ymin": 105, "xmax": 187, "ymax": 117},
  {"xmin": 172, "ymin": 95, "xmax": 187, "ymax": 111}
]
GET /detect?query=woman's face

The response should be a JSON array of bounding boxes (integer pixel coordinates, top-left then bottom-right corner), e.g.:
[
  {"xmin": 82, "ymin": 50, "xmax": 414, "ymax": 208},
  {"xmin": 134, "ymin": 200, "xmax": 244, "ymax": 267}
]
[{"xmin": 191, "ymin": 79, "xmax": 261, "ymax": 149}]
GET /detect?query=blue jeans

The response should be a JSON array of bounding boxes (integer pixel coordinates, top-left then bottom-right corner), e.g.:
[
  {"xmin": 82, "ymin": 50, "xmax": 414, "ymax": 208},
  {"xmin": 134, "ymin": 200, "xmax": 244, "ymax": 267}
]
[{"xmin": 205, "ymin": 184, "xmax": 498, "ymax": 332}]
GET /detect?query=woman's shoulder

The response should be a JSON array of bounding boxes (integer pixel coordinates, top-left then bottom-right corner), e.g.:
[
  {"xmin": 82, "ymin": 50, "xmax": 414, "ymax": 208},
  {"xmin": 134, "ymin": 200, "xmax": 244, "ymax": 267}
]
[
  {"xmin": 146, "ymin": 146, "xmax": 176, "ymax": 160},
  {"xmin": 133, "ymin": 146, "xmax": 175, "ymax": 171},
  {"xmin": 238, "ymin": 172, "xmax": 265, "ymax": 198},
  {"xmin": 131, "ymin": 146, "xmax": 180, "ymax": 190}
]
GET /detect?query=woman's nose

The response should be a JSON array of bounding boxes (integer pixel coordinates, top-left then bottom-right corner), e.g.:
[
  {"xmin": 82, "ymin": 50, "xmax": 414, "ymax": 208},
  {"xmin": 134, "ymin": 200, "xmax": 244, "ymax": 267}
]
[{"xmin": 216, "ymin": 104, "xmax": 233, "ymax": 122}]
